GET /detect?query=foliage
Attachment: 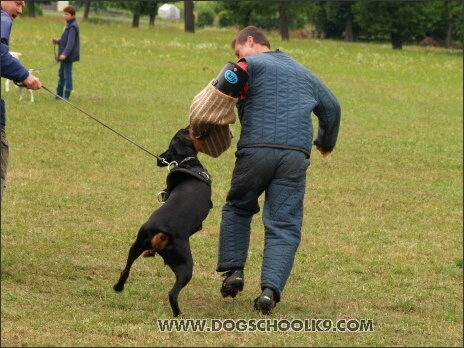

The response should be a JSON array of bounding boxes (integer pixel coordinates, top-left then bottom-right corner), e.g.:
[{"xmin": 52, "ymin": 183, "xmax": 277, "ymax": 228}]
[
  {"xmin": 218, "ymin": 9, "xmax": 234, "ymax": 28},
  {"xmin": 215, "ymin": 1, "xmax": 254, "ymax": 28},
  {"xmin": 71, "ymin": 1, "xmax": 109, "ymax": 15},
  {"xmin": 1, "ymin": 13, "xmax": 462, "ymax": 347},
  {"xmin": 433, "ymin": 1, "xmax": 464, "ymax": 41},
  {"xmin": 319, "ymin": 1, "xmax": 361, "ymax": 40},
  {"xmin": 196, "ymin": 9, "xmax": 214, "ymax": 28},
  {"xmin": 105, "ymin": 0, "xmax": 159, "ymax": 16},
  {"xmin": 22, "ymin": 2, "xmax": 44, "ymax": 17},
  {"xmin": 214, "ymin": 1, "xmax": 313, "ymax": 31},
  {"xmin": 65, "ymin": 1, "xmax": 463, "ymax": 48},
  {"xmin": 352, "ymin": 1, "xmax": 442, "ymax": 42}
]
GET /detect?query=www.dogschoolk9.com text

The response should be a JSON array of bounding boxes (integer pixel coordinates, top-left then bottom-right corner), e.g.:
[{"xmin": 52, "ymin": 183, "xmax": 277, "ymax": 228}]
[{"xmin": 157, "ymin": 318, "xmax": 374, "ymax": 333}]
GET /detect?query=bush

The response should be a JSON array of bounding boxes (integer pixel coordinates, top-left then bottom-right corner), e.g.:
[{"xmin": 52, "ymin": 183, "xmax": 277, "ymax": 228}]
[
  {"xmin": 22, "ymin": 3, "xmax": 43, "ymax": 17},
  {"xmin": 218, "ymin": 10, "xmax": 234, "ymax": 28},
  {"xmin": 196, "ymin": 9, "xmax": 214, "ymax": 28}
]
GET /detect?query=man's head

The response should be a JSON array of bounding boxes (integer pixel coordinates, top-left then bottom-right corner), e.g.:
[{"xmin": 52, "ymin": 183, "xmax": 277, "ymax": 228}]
[
  {"xmin": 231, "ymin": 26, "xmax": 271, "ymax": 59},
  {"xmin": 1, "ymin": 1, "xmax": 25, "ymax": 21}
]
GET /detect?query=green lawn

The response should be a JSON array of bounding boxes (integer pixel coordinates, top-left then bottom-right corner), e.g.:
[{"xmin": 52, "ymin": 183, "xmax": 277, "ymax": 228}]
[{"xmin": 1, "ymin": 14, "xmax": 462, "ymax": 347}]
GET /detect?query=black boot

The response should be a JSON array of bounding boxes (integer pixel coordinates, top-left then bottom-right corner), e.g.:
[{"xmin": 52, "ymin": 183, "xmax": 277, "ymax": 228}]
[
  {"xmin": 220, "ymin": 268, "xmax": 244, "ymax": 298},
  {"xmin": 254, "ymin": 287, "xmax": 277, "ymax": 315}
]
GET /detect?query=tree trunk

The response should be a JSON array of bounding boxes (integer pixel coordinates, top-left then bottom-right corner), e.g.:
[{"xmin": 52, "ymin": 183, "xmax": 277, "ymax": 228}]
[
  {"xmin": 149, "ymin": 14, "xmax": 155, "ymax": 28},
  {"xmin": 278, "ymin": 2, "xmax": 289, "ymax": 41},
  {"xmin": 344, "ymin": 15, "xmax": 353, "ymax": 42},
  {"xmin": 445, "ymin": 19, "xmax": 452, "ymax": 48},
  {"xmin": 391, "ymin": 32, "xmax": 402, "ymax": 49},
  {"xmin": 184, "ymin": 0, "xmax": 195, "ymax": 33},
  {"xmin": 83, "ymin": 1, "xmax": 91, "ymax": 22},
  {"xmin": 27, "ymin": 1, "xmax": 35, "ymax": 18},
  {"xmin": 132, "ymin": 14, "xmax": 140, "ymax": 28}
]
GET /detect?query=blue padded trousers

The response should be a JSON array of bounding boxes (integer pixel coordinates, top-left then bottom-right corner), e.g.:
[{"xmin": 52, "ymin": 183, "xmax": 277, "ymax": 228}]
[{"xmin": 216, "ymin": 147, "xmax": 310, "ymax": 301}]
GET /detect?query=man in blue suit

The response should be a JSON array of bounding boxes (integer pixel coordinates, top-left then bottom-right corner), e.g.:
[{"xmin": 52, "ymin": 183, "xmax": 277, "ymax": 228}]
[{"xmin": 216, "ymin": 26, "xmax": 341, "ymax": 315}]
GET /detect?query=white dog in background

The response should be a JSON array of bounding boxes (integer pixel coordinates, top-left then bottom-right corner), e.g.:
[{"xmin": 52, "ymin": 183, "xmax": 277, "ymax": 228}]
[{"xmin": 4, "ymin": 51, "xmax": 39, "ymax": 102}]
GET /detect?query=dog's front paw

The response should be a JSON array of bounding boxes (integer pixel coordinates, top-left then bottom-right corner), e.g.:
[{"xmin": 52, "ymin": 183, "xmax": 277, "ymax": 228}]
[{"xmin": 113, "ymin": 283, "xmax": 124, "ymax": 292}]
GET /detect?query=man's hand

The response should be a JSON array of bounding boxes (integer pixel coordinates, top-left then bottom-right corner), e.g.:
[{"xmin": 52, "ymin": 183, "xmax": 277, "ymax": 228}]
[
  {"xmin": 22, "ymin": 74, "xmax": 42, "ymax": 90},
  {"xmin": 316, "ymin": 145, "xmax": 331, "ymax": 157}
]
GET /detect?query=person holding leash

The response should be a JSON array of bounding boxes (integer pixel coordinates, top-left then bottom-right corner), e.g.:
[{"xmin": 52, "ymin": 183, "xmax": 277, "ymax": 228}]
[
  {"xmin": 216, "ymin": 26, "xmax": 341, "ymax": 314},
  {"xmin": 1, "ymin": 0, "xmax": 42, "ymax": 200},
  {"xmin": 52, "ymin": 5, "xmax": 79, "ymax": 101}
]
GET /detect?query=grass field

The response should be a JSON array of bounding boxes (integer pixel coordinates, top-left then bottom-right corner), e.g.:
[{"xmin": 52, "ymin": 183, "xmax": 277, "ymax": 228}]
[{"xmin": 1, "ymin": 13, "xmax": 462, "ymax": 347}]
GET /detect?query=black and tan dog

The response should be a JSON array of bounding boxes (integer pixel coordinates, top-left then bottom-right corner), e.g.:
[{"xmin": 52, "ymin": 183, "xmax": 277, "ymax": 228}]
[{"xmin": 113, "ymin": 126, "xmax": 212, "ymax": 317}]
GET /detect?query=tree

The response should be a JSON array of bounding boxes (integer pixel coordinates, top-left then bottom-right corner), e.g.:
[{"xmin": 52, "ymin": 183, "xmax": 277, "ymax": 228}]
[
  {"xmin": 139, "ymin": 1, "xmax": 159, "ymax": 28},
  {"xmin": 82, "ymin": 1, "xmax": 91, "ymax": 22},
  {"xmin": 184, "ymin": 0, "xmax": 195, "ymax": 33},
  {"xmin": 278, "ymin": 1, "xmax": 289, "ymax": 41},
  {"xmin": 352, "ymin": 1, "xmax": 443, "ymax": 49},
  {"xmin": 214, "ymin": 1, "xmax": 314, "ymax": 40},
  {"xmin": 108, "ymin": 1, "xmax": 159, "ymax": 28},
  {"xmin": 72, "ymin": 1, "xmax": 108, "ymax": 16},
  {"xmin": 322, "ymin": 1, "xmax": 361, "ymax": 42},
  {"xmin": 214, "ymin": 1, "xmax": 255, "ymax": 28},
  {"xmin": 434, "ymin": 1, "xmax": 463, "ymax": 48},
  {"xmin": 26, "ymin": 1, "xmax": 36, "ymax": 18}
]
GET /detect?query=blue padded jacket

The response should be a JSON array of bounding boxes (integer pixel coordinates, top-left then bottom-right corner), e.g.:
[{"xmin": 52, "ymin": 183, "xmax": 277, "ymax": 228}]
[{"xmin": 236, "ymin": 50, "xmax": 340, "ymax": 156}]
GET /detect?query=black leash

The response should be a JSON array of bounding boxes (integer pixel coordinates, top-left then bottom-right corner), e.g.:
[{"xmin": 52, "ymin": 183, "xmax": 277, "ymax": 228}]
[
  {"xmin": 41, "ymin": 85, "xmax": 168, "ymax": 163},
  {"xmin": 32, "ymin": 60, "xmax": 58, "ymax": 72},
  {"xmin": 29, "ymin": 45, "xmax": 59, "ymax": 72}
]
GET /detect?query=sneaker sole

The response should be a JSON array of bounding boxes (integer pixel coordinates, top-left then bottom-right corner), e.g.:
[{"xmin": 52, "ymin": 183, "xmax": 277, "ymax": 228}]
[
  {"xmin": 254, "ymin": 297, "xmax": 275, "ymax": 315},
  {"xmin": 220, "ymin": 282, "xmax": 244, "ymax": 298}
]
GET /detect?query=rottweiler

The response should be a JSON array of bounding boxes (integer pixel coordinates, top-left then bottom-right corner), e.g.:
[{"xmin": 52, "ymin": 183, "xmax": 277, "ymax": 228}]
[{"xmin": 114, "ymin": 126, "xmax": 212, "ymax": 317}]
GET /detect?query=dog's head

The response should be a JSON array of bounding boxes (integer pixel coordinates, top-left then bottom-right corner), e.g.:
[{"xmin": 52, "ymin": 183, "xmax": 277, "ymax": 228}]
[{"xmin": 157, "ymin": 126, "xmax": 200, "ymax": 167}]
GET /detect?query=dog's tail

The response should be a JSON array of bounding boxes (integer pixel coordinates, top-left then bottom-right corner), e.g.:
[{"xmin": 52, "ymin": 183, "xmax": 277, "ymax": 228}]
[{"xmin": 142, "ymin": 232, "xmax": 169, "ymax": 257}]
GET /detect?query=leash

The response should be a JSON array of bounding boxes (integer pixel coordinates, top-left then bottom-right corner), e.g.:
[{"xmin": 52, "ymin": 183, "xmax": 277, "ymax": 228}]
[
  {"xmin": 40, "ymin": 85, "xmax": 172, "ymax": 166},
  {"xmin": 28, "ymin": 45, "xmax": 59, "ymax": 72},
  {"xmin": 32, "ymin": 60, "xmax": 58, "ymax": 72}
]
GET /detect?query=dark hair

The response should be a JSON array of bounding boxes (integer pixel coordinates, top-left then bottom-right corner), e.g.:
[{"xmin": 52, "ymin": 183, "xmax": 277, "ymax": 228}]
[
  {"xmin": 231, "ymin": 26, "xmax": 271, "ymax": 50},
  {"xmin": 63, "ymin": 5, "xmax": 76, "ymax": 16}
]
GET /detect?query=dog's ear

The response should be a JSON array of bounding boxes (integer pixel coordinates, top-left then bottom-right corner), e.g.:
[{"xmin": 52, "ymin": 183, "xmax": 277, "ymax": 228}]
[
  {"xmin": 171, "ymin": 128, "xmax": 196, "ymax": 157},
  {"xmin": 158, "ymin": 128, "xmax": 197, "ymax": 166}
]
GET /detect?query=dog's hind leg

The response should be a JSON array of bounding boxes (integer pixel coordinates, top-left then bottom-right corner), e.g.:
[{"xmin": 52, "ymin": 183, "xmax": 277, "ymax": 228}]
[
  {"xmin": 113, "ymin": 239, "xmax": 146, "ymax": 292},
  {"xmin": 161, "ymin": 242, "xmax": 194, "ymax": 317}
]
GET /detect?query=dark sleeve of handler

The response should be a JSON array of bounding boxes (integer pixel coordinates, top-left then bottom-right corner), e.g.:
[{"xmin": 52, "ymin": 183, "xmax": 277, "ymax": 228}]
[
  {"xmin": 312, "ymin": 82, "xmax": 341, "ymax": 153},
  {"xmin": 1, "ymin": 43, "xmax": 29, "ymax": 82}
]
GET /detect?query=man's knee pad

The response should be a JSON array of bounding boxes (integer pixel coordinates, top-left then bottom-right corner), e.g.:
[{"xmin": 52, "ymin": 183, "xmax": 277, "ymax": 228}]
[{"xmin": 212, "ymin": 61, "xmax": 249, "ymax": 98}]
